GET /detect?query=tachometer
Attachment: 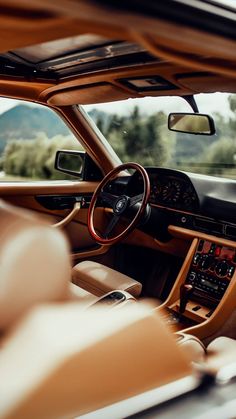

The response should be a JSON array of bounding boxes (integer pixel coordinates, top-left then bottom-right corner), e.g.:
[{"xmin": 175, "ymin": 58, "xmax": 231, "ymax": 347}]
[
  {"xmin": 183, "ymin": 186, "xmax": 197, "ymax": 207},
  {"xmin": 162, "ymin": 179, "xmax": 181, "ymax": 203}
]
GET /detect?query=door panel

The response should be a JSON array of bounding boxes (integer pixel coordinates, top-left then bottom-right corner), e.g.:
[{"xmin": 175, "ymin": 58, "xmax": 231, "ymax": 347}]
[{"xmin": 0, "ymin": 180, "xmax": 110, "ymax": 260}]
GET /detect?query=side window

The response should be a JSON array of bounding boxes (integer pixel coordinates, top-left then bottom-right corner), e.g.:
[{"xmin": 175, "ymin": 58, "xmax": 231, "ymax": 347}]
[{"xmin": 0, "ymin": 98, "xmax": 83, "ymax": 181}]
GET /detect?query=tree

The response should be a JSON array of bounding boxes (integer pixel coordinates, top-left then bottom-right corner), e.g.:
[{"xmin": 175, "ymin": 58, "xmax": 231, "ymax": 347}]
[
  {"xmin": 3, "ymin": 133, "xmax": 82, "ymax": 180},
  {"xmin": 203, "ymin": 137, "xmax": 236, "ymax": 176}
]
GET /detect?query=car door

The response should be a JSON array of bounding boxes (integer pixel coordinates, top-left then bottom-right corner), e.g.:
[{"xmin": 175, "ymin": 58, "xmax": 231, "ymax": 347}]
[{"xmin": 0, "ymin": 98, "xmax": 108, "ymax": 262}]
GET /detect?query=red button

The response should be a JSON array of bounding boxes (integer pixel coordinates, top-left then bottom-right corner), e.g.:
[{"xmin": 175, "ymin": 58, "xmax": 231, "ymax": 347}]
[{"xmin": 215, "ymin": 247, "xmax": 221, "ymax": 257}]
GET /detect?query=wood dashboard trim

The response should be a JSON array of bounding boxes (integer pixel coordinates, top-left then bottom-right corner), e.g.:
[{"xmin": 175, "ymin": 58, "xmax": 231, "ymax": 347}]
[{"xmin": 169, "ymin": 225, "xmax": 236, "ymax": 248}]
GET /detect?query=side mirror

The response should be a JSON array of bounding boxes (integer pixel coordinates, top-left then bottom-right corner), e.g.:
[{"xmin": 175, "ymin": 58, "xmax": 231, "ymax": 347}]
[
  {"xmin": 168, "ymin": 113, "xmax": 215, "ymax": 135},
  {"xmin": 55, "ymin": 150, "xmax": 103, "ymax": 181},
  {"xmin": 55, "ymin": 150, "xmax": 85, "ymax": 178}
]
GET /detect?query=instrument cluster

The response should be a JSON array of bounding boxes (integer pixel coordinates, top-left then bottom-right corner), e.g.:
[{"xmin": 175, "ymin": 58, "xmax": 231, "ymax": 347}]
[
  {"xmin": 128, "ymin": 168, "xmax": 199, "ymax": 211},
  {"xmin": 149, "ymin": 173, "xmax": 198, "ymax": 210}
]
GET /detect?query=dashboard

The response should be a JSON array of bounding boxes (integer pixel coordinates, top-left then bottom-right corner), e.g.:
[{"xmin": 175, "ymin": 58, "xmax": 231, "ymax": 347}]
[{"xmin": 107, "ymin": 166, "xmax": 236, "ymax": 242}]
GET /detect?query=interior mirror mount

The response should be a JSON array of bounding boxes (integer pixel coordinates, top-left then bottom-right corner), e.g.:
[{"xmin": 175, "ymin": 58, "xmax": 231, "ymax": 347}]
[{"xmin": 168, "ymin": 113, "xmax": 215, "ymax": 135}]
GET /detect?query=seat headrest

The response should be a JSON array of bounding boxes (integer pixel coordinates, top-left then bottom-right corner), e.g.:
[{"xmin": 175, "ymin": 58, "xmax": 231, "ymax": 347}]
[{"xmin": 0, "ymin": 200, "xmax": 71, "ymax": 331}]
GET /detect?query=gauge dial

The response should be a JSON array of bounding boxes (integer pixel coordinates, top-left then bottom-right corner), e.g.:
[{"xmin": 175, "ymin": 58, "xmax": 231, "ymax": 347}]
[
  {"xmin": 150, "ymin": 181, "xmax": 162, "ymax": 201},
  {"xmin": 183, "ymin": 186, "xmax": 197, "ymax": 207},
  {"xmin": 162, "ymin": 179, "xmax": 181, "ymax": 203}
]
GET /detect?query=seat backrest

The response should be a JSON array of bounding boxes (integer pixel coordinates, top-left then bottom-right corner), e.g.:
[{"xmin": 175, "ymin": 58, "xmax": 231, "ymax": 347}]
[
  {"xmin": 0, "ymin": 200, "xmax": 71, "ymax": 331},
  {"xmin": 0, "ymin": 303, "xmax": 193, "ymax": 419}
]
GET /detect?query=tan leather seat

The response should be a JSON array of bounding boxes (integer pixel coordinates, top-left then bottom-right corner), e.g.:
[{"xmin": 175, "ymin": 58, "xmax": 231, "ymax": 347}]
[
  {"xmin": 72, "ymin": 260, "xmax": 142, "ymax": 298},
  {"xmin": 0, "ymin": 303, "xmax": 194, "ymax": 419},
  {"xmin": 0, "ymin": 200, "xmax": 96, "ymax": 332},
  {"xmin": 176, "ymin": 332, "xmax": 206, "ymax": 363},
  {"xmin": 207, "ymin": 336, "xmax": 236, "ymax": 356}
]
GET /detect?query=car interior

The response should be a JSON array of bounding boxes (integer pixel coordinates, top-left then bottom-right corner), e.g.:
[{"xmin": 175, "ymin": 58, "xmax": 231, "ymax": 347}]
[{"xmin": 1, "ymin": 0, "xmax": 236, "ymax": 418}]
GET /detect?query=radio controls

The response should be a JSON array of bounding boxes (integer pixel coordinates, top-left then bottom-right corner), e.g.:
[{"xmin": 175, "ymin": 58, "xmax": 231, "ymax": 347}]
[
  {"xmin": 193, "ymin": 253, "xmax": 201, "ymax": 265},
  {"xmin": 199, "ymin": 255, "xmax": 213, "ymax": 271},
  {"xmin": 188, "ymin": 271, "xmax": 196, "ymax": 282},
  {"xmin": 209, "ymin": 243, "xmax": 216, "ymax": 255},
  {"xmin": 215, "ymin": 260, "xmax": 229, "ymax": 277},
  {"xmin": 215, "ymin": 246, "xmax": 221, "ymax": 257},
  {"xmin": 187, "ymin": 240, "xmax": 234, "ymax": 303}
]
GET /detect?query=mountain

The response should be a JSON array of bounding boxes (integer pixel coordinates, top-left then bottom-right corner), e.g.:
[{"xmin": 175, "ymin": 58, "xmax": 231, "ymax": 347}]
[{"xmin": 0, "ymin": 104, "xmax": 71, "ymax": 153}]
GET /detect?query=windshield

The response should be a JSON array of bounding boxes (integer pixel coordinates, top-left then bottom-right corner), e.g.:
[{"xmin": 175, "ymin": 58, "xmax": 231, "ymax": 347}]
[{"xmin": 83, "ymin": 93, "xmax": 236, "ymax": 179}]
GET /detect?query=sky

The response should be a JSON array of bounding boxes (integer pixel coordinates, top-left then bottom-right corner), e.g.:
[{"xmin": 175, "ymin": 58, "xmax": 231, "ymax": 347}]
[
  {"xmin": 212, "ymin": 0, "xmax": 236, "ymax": 8},
  {"xmin": 0, "ymin": 92, "xmax": 233, "ymax": 120},
  {"xmin": 84, "ymin": 93, "xmax": 232, "ymax": 119},
  {"xmin": 0, "ymin": 98, "xmax": 39, "ymax": 114}
]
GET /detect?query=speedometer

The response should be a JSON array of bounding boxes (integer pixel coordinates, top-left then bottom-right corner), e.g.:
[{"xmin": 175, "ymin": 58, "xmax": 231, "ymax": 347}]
[
  {"xmin": 162, "ymin": 179, "xmax": 181, "ymax": 203},
  {"xmin": 150, "ymin": 181, "xmax": 162, "ymax": 201}
]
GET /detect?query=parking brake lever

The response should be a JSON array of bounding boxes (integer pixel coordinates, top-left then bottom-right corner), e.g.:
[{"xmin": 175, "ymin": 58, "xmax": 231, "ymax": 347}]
[{"xmin": 179, "ymin": 284, "xmax": 193, "ymax": 314}]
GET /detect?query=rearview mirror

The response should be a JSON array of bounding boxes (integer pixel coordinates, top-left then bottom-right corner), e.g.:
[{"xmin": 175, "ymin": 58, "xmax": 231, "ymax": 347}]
[{"xmin": 168, "ymin": 113, "xmax": 215, "ymax": 135}]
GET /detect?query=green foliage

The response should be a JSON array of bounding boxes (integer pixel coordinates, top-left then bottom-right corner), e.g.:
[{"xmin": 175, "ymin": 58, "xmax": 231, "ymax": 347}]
[
  {"xmin": 3, "ymin": 133, "xmax": 82, "ymax": 180},
  {"xmin": 202, "ymin": 137, "xmax": 236, "ymax": 176},
  {"xmin": 97, "ymin": 94, "xmax": 236, "ymax": 179},
  {"xmin": 103, "ymin": 107, "xmax": 173, "ymax": 167}
]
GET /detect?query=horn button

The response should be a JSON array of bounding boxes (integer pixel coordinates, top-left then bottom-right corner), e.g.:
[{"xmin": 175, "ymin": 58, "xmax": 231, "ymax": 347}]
[{"xmin": 113, "ymin": 195, "xmax": 129, "ymax": 215}]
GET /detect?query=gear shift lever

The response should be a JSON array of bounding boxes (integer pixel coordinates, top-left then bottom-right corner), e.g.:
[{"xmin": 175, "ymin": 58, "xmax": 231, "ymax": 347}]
[{"xmin": 179, "ymin": 284, "xmax": 193, "ymax": 314}]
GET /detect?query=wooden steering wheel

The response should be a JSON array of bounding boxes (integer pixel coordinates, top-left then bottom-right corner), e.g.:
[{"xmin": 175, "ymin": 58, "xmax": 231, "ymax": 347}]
[{"xmin": 88, "ymin": 162, "xmax": 150, "ymax": 245}]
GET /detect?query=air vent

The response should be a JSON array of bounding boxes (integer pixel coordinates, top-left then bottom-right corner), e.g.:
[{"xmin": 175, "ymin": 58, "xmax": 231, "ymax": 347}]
[
  {"xmin": 194, "ymin": 218, "xmax": 223, "ymax": 235},
  {"xmin": 225, "ymin": 225, "xmax": 236, "ymax": 239}
]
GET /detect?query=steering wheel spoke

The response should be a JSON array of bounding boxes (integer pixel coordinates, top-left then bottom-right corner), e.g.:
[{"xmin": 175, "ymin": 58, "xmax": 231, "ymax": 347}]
[
  {"xmin": 130, "ymin": 193, "xmax": 144, "ymax": 207},
  {"xmin": 103, "ymin": 214, "xmax": 120, "ymax": 238},
  {"xmin": 100, "ymin": 191, "xmax": 117, "ymax": 208}
]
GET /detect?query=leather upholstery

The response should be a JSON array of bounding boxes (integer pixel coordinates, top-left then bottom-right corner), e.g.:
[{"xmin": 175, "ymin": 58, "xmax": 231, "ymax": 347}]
[
  {"xmin": 0, "ymin": 200, "xmax": 72, "ymax": 331},
  {"xmin": 72, "ymin": 260, "xmax": 142, "ymax": 298},
  {"xmin": 207, "ymin": 336, "xmax": 236, "ymax": 355},
  {"xmin": 176, "ymin": 333, "xmax": 206, "ymax": 363},
  {"xmin": 69, "ymin": 283, "xmax": 97, "ymax": 304},
  {"xmin": 205, "ymin": 337, "xmax": 236, "ymax": 376},
  {"xmin": 0, "ymin": 303, "xmax": 193, "ymax": 419}
]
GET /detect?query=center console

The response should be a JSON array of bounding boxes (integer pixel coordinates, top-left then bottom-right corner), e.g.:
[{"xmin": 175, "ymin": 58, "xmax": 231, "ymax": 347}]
[
  {"xmin": 184, "ymin": 239, "xmax": 235, "ymax": 310},
  {"xmin": 161, "ymin": 237, "xmax": 236, "ymax": 338}
]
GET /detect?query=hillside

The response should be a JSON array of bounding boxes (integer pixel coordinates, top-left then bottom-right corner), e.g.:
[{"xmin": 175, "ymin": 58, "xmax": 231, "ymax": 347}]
[
  {"xmin": 0, "ymin": 104, "xmax": 111, "ymax": 154},
  {"xmin": 0, "ymin": 104, "xmax": 71, "ymax": 153}
]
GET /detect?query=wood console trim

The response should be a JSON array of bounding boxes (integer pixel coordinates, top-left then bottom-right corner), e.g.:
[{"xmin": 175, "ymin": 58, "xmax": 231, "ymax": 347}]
[
  {"xmin": 183, "ymin": 266, "xmax": 236, "ymax": 340},
  {"xmin": 161, "ymin": 227, "xmax": 236, "ymax": 341},
  {"xmin": 169, "ymin": 300, "xmax": 208, "ymax": 324},
  {"xmin": 157, "ymin": 238, "xmax": 198, "ymax": 310}
]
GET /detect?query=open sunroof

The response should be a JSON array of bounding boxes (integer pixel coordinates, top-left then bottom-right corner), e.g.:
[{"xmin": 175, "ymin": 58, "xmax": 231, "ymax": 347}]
[{"xmin": 0, "ymin": 34, "xmax": 159, "ymax": 81}]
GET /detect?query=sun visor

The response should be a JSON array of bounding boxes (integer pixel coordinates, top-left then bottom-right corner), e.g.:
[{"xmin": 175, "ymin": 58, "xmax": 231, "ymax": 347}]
[
  {"xmin": 176, "ymin": 73, "xmax": 236, "ymax": 93},
  {"xmin": 47, "ymin": 82, "xmax": 135, "ymax": 105}
]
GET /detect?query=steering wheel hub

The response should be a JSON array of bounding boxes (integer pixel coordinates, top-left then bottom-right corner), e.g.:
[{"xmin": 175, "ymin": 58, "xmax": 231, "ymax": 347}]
[{"xmin": 114, "ymin": 195, "xmax": 129, "ymax": 214}]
